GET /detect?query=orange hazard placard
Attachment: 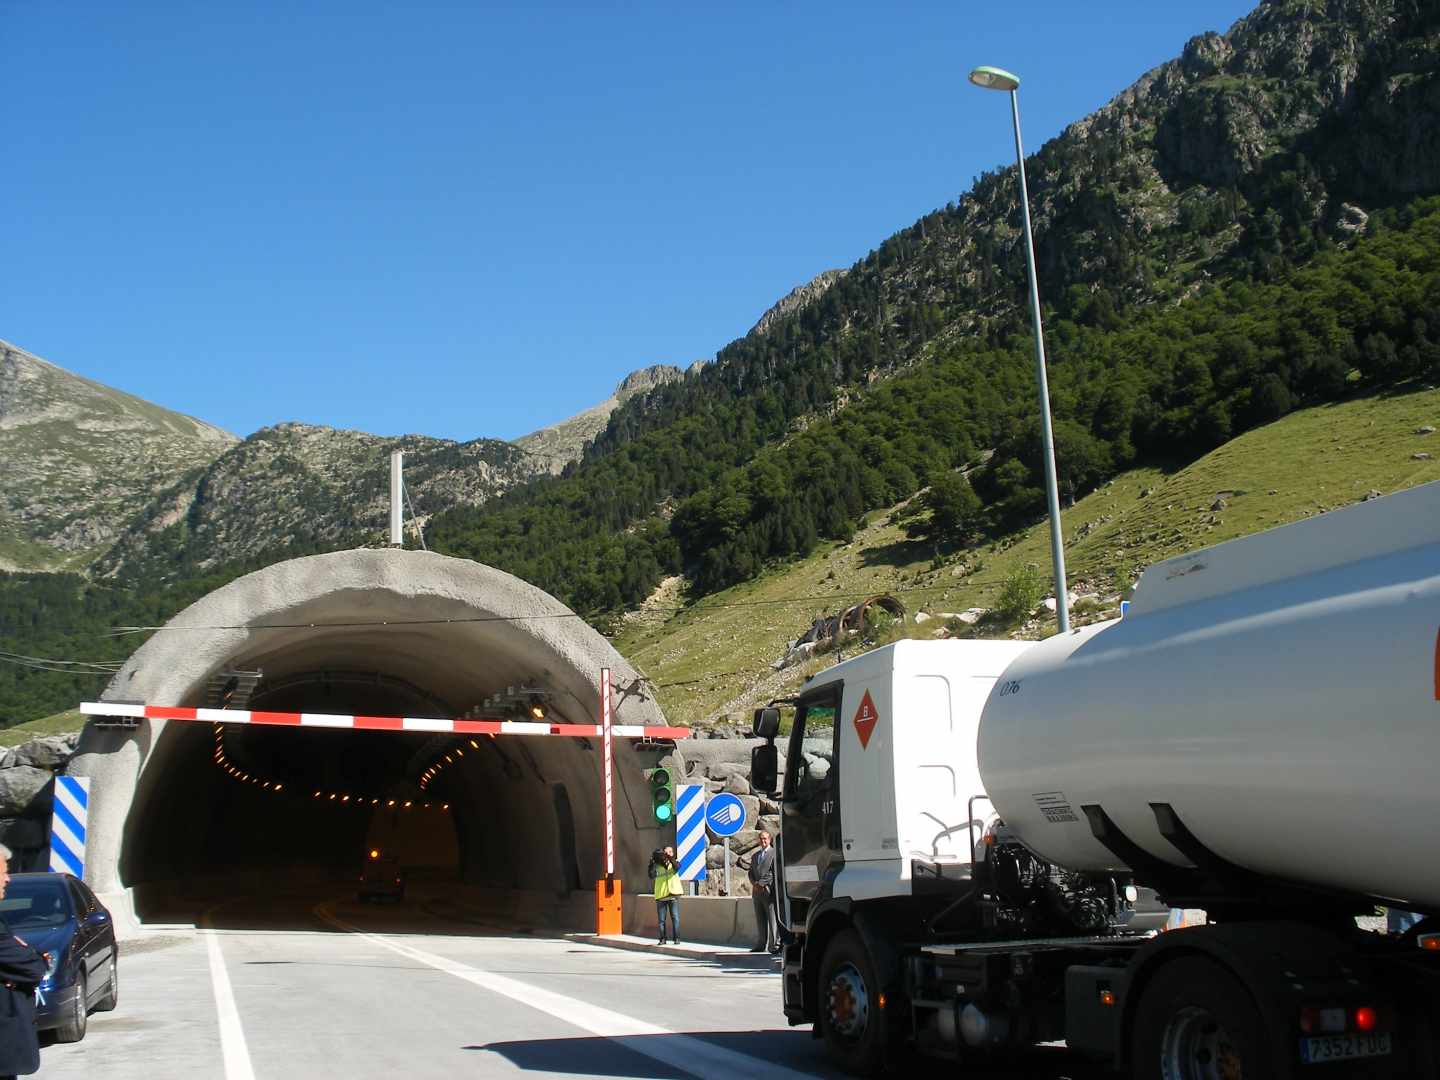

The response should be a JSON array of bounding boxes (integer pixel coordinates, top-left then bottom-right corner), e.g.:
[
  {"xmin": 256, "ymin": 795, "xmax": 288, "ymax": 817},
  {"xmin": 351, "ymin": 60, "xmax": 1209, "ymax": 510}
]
[{"xmin": 853, "ymin": 689, "xmax": 880, "ymax": 750}]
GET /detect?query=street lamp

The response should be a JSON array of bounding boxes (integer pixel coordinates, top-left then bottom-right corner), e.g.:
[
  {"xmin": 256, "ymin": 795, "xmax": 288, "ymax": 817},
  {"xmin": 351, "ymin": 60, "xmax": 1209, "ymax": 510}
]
[{"xmin": 969, "ymin": 65, "xmax": 1071, "ymax": 633}]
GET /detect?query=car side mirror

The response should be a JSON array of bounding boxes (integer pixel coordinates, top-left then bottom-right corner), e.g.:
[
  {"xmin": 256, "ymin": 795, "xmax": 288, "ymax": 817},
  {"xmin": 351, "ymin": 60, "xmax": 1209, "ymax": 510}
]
[
  {"xmin": 752, "ymin": 707, "xmax": 780, "ymax": 740},
  {"xmin": 751, "ymin": 743, "xmax": 778, "ymax": 796}
]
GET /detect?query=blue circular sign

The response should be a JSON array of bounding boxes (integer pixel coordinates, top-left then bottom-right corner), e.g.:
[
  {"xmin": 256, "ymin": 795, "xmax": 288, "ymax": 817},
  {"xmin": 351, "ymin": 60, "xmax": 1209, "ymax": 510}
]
[{"xmin": 704, "ymin": 792, "xmax": 747, "ymax": 837}]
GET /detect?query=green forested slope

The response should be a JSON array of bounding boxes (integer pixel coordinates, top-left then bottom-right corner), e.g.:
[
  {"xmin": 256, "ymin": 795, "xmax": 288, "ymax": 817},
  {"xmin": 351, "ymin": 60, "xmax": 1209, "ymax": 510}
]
[
  {"xmin": 618, "ymin": 385, "xmax": 1440, "ymax": 728},
  {"xmin": 426, "ymin": 0, "xmax": 1440, "ymax": 614},
  {"xmin": 430, "ymin": 198, "xmax": 1440, "ymax": 610}
]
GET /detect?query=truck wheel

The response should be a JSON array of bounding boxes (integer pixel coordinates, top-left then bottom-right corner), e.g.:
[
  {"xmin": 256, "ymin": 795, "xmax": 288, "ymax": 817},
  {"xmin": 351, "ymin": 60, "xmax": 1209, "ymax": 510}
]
[
  {"xmin": 1130, "ymin": 957, "xmax": 1266, "ymax": 1080},
  {"xmin": 817, "ymin": 929, "xmax": 886, "ymax": 1076}
]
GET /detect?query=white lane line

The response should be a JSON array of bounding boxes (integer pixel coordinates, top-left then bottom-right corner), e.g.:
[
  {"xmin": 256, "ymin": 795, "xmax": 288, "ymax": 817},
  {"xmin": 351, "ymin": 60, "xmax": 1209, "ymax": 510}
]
[
  {"xmin": 204, "ymin": 931, "xmax": 257, "ymax": 1080},
  {"xmin": 316, "ymin": 910, "xmax": 814, "ymax": 1080}
]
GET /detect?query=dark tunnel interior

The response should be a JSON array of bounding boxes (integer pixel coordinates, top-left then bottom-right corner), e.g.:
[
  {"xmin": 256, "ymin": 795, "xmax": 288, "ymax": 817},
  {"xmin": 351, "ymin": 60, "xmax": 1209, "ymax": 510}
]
[{"xmin": 119, "ymin": 662, "xmax": 661, "ymax": 925}]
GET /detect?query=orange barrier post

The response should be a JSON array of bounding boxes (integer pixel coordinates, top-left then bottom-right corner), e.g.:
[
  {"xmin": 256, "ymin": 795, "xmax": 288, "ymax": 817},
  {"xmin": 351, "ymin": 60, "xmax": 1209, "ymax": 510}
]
[{"xmin": 595, "ymin": 877, "xmax": 623, "ymax": 935}]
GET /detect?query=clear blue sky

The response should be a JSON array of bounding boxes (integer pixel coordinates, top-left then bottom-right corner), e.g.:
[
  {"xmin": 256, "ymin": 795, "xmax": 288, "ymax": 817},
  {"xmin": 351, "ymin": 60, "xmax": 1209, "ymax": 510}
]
[{"xmin": 3, "ymin": 2, "xmax": 1257, "ymax": 443}]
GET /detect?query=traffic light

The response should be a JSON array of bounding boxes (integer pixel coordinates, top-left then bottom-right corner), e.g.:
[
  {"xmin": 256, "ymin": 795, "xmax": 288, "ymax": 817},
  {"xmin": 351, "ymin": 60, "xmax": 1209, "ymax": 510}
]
[{"xmin": 646, "ymin": 768, "xmax": 674, "ymax": 824}]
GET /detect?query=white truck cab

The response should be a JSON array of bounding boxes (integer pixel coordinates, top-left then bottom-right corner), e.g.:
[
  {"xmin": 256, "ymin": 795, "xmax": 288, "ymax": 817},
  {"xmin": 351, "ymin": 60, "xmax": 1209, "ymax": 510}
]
[{"xmin": 775, "ymin": 639, "xmax": 1031, "ymax": 925}]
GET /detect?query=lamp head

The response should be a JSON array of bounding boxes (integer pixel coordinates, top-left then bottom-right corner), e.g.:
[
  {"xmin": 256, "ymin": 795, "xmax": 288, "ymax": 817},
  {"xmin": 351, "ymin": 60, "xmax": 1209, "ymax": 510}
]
[{"xmin": 969, "ymin": 66, "xmax": 1021, "ymax": 92}]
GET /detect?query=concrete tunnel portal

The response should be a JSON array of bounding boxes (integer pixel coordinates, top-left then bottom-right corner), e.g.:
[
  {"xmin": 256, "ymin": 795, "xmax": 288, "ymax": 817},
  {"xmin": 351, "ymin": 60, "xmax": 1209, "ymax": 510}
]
[{"xmin": 68, "ymin": 549, "xmax": 676, "ymax": 923}]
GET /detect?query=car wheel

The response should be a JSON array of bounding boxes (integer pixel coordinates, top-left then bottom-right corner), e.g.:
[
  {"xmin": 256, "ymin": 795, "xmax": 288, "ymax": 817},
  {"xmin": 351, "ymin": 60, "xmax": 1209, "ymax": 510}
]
[
  {"xmin": 95, "ymin": 952, "xmax": 118, "ymax": 1013},
  {"xmin": 53, "ymin": 971, "xmax": 88, "ymax": 1043}
]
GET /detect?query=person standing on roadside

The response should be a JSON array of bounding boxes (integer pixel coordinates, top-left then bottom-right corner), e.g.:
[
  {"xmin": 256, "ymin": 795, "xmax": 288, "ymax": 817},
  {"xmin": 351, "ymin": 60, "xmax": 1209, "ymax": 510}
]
[
  {"xmin": 648, "ymin": 846, "xmax": 683, "ymax": 945},
  {"xmin": 0, "ymin": 844, "xmax": 46, "ymax": 1080},
  {"xmin": 749, "ymin": 831, "xmax": 780, "ymax": 954}
]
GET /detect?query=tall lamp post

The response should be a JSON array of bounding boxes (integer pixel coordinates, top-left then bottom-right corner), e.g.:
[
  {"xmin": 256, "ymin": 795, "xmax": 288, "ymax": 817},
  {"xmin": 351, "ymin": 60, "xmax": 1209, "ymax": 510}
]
[{"xmin": 969, "ymin": 65, "xmax": 1071, "ymax": 633}]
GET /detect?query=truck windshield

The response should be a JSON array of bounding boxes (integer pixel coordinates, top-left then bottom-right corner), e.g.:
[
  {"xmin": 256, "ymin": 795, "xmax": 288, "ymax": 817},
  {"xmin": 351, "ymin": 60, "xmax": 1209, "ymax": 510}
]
[{"xmin": 787, "ymin": 700, "xmax": 836, "ymax": 797}]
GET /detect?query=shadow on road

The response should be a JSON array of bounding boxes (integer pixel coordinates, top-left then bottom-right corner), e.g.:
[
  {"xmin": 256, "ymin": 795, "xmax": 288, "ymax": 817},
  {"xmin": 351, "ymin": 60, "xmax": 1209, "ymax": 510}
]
[
  {"xmin": 468, "ymin": 1029, "xmax": 834, "ymax": 1079},
  {"xmin": 472, "ymin": 1032, "xmax": 1112, "ymax": 1080}
]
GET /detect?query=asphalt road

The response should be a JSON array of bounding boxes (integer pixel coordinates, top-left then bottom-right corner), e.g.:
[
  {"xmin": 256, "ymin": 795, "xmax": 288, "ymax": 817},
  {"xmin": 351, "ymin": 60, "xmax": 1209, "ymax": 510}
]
[{"xmin": 39, "ymin": 886, "xmax": 1113, "ymax": 1080}]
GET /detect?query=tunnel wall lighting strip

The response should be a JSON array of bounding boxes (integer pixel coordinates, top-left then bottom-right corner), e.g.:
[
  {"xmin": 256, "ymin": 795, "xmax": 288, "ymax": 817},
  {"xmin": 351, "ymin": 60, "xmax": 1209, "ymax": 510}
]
[
  {"xmin": 212, "ymin": 726, "xmax": 449, "ymax": 812},
  {"xmin": 82, "ymin": 702, "xmax": 689, "ymax": 739}
]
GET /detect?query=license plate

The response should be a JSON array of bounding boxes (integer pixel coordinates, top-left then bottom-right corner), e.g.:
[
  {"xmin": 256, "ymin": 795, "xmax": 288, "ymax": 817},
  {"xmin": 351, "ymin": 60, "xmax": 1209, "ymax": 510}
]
[{"xmin": 1300, "ymin": 1033, "xmax": 1393, "ymax": 1064}]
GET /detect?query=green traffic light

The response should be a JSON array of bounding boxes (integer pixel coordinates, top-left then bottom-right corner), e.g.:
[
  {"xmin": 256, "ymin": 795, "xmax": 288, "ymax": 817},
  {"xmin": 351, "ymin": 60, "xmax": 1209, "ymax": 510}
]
[{"xmin": 646, "ymin": 766, "xmax": 675, "ymax": 825}]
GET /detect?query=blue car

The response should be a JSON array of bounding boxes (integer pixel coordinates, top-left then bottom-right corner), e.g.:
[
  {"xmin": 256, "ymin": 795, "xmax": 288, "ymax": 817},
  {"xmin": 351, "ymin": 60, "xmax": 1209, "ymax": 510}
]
[{"xmin": 0, "ymin": 872, "xmax": 118, "ymax": 1043}]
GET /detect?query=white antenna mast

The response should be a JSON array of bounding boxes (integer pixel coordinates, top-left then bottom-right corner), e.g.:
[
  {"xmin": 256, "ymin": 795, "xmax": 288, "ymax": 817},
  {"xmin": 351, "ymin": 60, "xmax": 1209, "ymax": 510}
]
[{"xmin": 389, "ymin": 451, "xmax": 404, "ymax": 547}]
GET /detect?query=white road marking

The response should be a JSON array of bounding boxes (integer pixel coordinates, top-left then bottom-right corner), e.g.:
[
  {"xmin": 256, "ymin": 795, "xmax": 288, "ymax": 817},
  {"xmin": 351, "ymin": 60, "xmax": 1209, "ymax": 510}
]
[
  {"xmin": 317, "ymin": 909, "xmax": 816, "ymax": 1080},
  {"xmin": 205, "ymin": 931, "xmax": 257, "ymax": 1080}
]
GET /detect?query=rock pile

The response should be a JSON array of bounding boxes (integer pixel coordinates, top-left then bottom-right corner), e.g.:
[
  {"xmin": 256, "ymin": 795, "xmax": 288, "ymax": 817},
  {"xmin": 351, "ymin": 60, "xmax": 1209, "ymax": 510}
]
[{"xmin": 0, "ymin": 735, "xmax": 80, "ymax": 870}]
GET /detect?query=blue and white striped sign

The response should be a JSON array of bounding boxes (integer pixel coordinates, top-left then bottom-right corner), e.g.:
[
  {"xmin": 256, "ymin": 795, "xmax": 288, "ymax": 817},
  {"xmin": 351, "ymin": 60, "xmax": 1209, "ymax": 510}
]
[
  {"xmin": 675, "ymin": 783, "xmax": 707, "ymax": 881},
  {"xmin": 49, "ymin": 777, "xmax": 89, "ymax": 878}
]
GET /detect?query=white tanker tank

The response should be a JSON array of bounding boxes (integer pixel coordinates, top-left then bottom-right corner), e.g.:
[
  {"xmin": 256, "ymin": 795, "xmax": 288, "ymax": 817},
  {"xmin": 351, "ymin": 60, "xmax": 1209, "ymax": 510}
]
[{"xmin": 978, "ymin": 479, "xmax": 1440, "ymax": 913}]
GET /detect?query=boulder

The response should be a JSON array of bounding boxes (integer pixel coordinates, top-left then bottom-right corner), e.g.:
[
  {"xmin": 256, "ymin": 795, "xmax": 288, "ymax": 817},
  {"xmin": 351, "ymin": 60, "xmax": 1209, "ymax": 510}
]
[
  {"xmin": 1416, "ymin": 425, "xmax": 1436, "ymax": 436},
  {"xmin": 758, "ymin": 814, "xmax": 781, "ymax": 837},
  {"xmin": 0, "ymin": 818, "xmax": 46, "ymax": 850},
  {"xmin": 12, "ymin": 737, "xmax": 73, "ymax": 771},
  {"xmin": 758, "ymin": 796, "xmax": 781, "ymax": 816},
  {"xmin": 723, "ymin": 772, "xmax": 752, "ymax": 797},
  {"xmin": 658, "ymin": 749, "xmax": 687, "ymax": 785},
  {"xmin": 736, "ymin": 794, "xmax": 760, "ymax": 828},
  {"xmin": 728, "ymin": 829, "xmax": 760, "ymax": 852},
  {"xmin": 0, "ymin": 768, "xmax": 53, "ymax": 816}
]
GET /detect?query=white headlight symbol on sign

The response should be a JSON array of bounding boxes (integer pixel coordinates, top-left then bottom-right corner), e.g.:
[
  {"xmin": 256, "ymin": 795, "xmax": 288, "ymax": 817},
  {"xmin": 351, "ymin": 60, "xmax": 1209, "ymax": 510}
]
[{"xmin": 713, "ymin": 803, "xmax": 742, "ymax": 826}]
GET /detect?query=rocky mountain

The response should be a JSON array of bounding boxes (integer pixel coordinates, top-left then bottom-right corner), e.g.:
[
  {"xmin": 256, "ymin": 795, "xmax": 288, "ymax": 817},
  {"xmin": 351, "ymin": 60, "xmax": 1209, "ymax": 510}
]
[
  {"xmin": 434, "ymin": 0, "xmax": 1440, "ymax": 616},
  {"xmin": 513, "ymin": 364, "xmax": 692, "ymax": 473},
  {"xmin": 889, "ymin": 0, "xmax": 1440, "ymax": 324},
  {"xmin": 747, "ymin": 269, "xmax": 845, "ymax": 338},
  {"xmin": 583, "ymin": 0, "xmax": 1440, "ymax": 467},
  {"xmin": 0, "ymin": 341, "xmax": 237, "ymax": 573},
  {"xmin": 95, "ymin": 421, "xmax": 539, "ymax": 581}
]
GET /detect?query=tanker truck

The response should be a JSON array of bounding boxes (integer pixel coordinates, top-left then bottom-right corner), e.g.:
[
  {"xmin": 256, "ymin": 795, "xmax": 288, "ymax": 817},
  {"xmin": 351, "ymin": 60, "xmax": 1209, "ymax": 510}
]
[{"xmin": 748, "ymin": 478, "xmax": 1440, "ymax": 1079}]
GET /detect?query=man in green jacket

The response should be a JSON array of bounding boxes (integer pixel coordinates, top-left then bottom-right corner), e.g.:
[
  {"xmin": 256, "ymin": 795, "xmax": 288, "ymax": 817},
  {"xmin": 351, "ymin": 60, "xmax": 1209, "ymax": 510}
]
[{"xmin": 648, "ymin": 846, "xmax": 683, "ymax": 944}]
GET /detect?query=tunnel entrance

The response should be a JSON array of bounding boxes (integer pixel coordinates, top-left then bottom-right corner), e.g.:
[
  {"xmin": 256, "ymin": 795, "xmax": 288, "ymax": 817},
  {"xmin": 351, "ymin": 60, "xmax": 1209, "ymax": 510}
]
[{"xmin": 70, "ymin": 549, "xmax": 677, "ymax": 929}]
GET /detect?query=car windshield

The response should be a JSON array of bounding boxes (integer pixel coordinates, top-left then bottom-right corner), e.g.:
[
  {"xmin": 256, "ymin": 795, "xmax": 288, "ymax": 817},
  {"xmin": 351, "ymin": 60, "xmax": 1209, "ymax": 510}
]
[{"xmin": 0, "ymin": 879, "xmax": 72, "ymax": 930}]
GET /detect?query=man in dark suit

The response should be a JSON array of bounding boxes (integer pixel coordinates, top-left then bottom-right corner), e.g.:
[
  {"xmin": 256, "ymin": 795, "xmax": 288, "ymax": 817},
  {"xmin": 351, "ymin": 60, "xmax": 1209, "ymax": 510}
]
[
  {"xmin": 748, "ymin": 831, "xmax": 780, "ymax": 953},
  {"xmin": 0, "ymin": 844, "xmax": 46, "ymax": 1080}
]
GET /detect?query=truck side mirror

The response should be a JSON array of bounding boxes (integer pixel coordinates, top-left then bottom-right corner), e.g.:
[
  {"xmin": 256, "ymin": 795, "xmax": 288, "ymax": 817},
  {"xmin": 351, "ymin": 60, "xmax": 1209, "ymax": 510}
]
[
  {"xmin": 751, "ymin": 743, "xmax": 778, "ymax": 796},
  {"xmin": 752, "ymin": 707, "xmax": 781, "ymax": 740}
]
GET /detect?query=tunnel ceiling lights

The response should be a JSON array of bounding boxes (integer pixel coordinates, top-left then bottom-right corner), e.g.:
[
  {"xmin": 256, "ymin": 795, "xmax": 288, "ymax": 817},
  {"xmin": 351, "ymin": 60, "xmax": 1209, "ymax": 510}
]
[
  {"xmin": 417, "ymin": 729, "xmax": 506, "ymax": 794},
  {"xmin": 212, "ymin": 723, "xmax": 448, "ymax": 813}
]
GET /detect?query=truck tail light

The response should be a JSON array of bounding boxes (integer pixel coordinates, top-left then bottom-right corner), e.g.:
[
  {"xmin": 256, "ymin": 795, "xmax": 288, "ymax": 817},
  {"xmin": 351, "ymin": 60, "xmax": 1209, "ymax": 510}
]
[
  {"xmin": 1300, "ymin": 1005, "xmax": 1384, "ymax": 1035},
  {"xmin": 1417, "ymin": 933, "xmax": 1440, "ymax": 952}
]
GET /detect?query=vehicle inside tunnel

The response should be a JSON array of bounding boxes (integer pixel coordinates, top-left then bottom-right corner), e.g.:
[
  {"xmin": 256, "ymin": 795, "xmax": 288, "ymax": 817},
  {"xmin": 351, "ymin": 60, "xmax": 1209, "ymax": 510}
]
[{"xmin": 77, "ymin": 549, "xmax": 676, "ymax": 929}]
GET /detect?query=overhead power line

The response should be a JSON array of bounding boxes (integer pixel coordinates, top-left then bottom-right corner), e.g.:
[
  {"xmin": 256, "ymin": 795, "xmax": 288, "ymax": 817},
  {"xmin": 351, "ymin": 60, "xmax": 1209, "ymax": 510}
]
[{"xmin": 12, "ymin": 578, "xmax": 1014, "ymax": 649}]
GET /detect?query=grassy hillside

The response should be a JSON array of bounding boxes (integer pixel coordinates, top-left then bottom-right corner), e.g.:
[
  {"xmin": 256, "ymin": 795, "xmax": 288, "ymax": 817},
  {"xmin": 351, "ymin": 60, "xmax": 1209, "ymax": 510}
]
[
  {"xmin": 616, "ymin": 385, "xmax": 1440, "ymax": 728},
  {"xmin": 0, "ymin": 710, "xmax": 84, "ymax": 747}
]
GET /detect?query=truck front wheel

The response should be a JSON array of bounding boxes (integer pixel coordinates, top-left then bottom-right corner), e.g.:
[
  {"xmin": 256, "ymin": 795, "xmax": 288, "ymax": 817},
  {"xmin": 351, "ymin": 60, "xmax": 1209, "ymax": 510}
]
[
  {"xmin": 1130, "ymin": 957, "xmax": 1268, "ymax": 1080},
  {"xmin": 817, "ymin": 928, "xmax": 886, "ymax": 1076}
]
